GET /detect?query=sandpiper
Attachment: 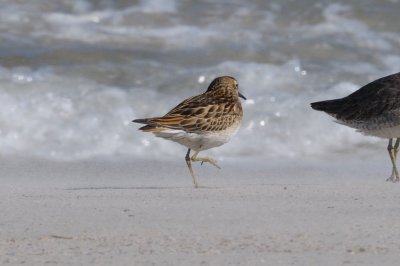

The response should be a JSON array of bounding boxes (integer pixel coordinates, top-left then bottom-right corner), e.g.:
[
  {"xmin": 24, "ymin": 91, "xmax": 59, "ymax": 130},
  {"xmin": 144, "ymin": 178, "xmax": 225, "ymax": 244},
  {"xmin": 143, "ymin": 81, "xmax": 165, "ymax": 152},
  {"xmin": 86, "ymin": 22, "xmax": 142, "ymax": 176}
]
[
  {"xmin": 133, "ymin": 76, "xmax": 246, "ymax": 187},
  {"xmin": 311, "ymin": 72, "xmax": 400, "ymax": 182}
]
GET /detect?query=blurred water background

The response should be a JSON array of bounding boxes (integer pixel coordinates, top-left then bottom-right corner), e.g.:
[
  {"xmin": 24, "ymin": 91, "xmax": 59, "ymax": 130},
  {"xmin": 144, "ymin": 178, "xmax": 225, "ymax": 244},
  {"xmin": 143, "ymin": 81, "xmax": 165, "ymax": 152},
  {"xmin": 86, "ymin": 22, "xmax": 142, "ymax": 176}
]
[{"xmin": 1, "ymin": 0, "xmax": 400, "ymax": 161}]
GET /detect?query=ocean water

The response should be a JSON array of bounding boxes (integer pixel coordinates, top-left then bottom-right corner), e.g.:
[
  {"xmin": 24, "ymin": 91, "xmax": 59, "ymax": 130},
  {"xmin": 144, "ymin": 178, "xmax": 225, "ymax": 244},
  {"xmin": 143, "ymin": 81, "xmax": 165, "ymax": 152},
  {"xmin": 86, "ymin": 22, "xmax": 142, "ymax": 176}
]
[{"xmin": 1, "ymin": 0, "xmax": 400, "ymax": 161}]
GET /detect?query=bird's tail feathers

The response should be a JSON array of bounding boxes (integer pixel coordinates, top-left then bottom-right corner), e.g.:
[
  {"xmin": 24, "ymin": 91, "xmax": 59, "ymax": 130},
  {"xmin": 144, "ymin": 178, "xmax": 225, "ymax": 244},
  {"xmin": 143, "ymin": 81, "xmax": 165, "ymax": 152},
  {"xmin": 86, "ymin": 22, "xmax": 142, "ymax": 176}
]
[
  {"xmin": 132, "ymin": 117, "xmax": 174, "ymax": 132},
  {"xmin": 310, "ymin": 99, "xmax": 345, "ymax": 114}
]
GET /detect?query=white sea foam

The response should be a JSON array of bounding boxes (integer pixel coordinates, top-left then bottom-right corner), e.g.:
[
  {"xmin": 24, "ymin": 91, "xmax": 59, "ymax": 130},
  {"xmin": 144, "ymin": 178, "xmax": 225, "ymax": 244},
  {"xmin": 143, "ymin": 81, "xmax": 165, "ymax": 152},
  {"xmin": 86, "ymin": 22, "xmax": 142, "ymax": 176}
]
[{"xmin": 0, "ymin": 1, "xmax": 398, "ymax": 160}]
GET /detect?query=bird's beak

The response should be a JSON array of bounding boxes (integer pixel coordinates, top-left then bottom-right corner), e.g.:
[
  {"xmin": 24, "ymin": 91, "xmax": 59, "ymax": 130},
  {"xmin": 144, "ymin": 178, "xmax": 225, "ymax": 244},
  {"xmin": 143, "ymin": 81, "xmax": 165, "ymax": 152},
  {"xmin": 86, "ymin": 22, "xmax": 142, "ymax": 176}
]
[{"xmin": 239, "ymin": 92, "xmax": 247, "ymax": 100}]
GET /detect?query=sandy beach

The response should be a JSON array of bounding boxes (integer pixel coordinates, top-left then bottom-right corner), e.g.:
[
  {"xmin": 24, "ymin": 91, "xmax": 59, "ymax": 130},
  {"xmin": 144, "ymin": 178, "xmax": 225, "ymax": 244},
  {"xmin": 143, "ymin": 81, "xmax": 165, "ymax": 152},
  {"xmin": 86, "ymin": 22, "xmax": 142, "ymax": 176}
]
[{"xmin": 2, "ymin": 155, "xmax": 400, "ymax": 266}]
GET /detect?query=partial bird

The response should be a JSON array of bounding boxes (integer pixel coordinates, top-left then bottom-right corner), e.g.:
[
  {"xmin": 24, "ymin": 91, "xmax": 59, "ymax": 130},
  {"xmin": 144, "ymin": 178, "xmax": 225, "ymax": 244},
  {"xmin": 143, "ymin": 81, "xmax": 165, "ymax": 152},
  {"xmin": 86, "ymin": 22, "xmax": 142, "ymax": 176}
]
[{"xmin": 311, "ymin": 72, "xmax": 400, "ymax": 182}]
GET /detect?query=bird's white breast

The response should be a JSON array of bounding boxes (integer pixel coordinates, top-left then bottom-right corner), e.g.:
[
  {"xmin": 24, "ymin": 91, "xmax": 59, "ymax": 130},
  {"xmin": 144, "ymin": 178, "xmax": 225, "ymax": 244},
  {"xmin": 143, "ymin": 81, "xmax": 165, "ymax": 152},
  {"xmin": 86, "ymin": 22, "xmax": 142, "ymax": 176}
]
[
  {"xmin": 338, "ymin": 118, "xmax": 400, "ymax": 139},
  {"xmin": 153, "ymin": 121, "xmax": 241, "ymax": 151},
  {"xmin": 357, "ymin": 124, "xmax": 400, "ymax": 138}
]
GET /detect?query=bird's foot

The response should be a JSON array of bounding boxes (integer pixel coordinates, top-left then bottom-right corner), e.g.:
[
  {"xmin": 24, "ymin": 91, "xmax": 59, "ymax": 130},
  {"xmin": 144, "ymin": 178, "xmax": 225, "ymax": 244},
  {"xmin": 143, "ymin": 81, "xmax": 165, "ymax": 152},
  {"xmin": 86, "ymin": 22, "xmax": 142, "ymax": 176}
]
[
  {"xmin": 192, "ymin": 156, "xmax": 221, "ymax": 169},
  {"xmin": 386, "ymin": 177, "xmax": 400, "ymax": 182},
  {"xmin": 386, "ymin": 171, "xmax": 400, "ymax": 182}
]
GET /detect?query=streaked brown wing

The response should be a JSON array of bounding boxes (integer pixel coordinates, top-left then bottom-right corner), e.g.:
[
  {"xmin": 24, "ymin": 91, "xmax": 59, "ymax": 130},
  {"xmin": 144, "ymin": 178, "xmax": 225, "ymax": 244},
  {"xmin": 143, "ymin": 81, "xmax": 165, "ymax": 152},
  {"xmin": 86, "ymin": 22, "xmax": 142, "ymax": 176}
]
[
  {"xmin": 134, "ymin": 84, "xmax": 242, "ymax": 132},
  {"xmin": 140, "ymin": 102, "xmax": 237, "ymax": 132}
]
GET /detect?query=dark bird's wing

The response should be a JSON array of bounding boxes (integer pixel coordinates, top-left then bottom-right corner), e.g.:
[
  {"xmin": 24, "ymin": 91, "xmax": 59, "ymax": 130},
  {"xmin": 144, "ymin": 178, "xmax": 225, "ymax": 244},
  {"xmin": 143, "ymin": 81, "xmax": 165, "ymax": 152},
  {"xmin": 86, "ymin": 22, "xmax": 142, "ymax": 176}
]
[{"xmin": 311, "ymin": 73, "xmax": 400, "ymax": 121}]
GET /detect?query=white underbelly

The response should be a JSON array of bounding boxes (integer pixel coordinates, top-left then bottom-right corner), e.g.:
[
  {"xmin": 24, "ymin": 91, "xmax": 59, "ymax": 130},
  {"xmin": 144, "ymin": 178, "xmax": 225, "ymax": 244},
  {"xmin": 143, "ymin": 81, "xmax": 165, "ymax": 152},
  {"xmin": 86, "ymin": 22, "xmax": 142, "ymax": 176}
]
[
  {"xmin": 338, "ymin": 118, "xmax": 400, "ymax": 139},
  {"xmin": 152, "ymin": 122, "xmax": 241, "ymax": 151},
  {"xmin": 358, "ymin": 124, "xmax": 400, "ymax": 138}
]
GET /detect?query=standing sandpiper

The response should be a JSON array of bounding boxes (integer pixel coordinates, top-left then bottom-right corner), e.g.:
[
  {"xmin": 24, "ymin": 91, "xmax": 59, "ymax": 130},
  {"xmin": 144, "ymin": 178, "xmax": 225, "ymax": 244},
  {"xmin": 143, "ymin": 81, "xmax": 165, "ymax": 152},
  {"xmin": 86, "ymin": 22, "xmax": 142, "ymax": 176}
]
[
  {"xmin": 311, "ymin": 72, "xmax": 400, "ymax": 182},
  {"xmin": 133, "ymin": 76, "xmax": 246, "ymax": 188}
]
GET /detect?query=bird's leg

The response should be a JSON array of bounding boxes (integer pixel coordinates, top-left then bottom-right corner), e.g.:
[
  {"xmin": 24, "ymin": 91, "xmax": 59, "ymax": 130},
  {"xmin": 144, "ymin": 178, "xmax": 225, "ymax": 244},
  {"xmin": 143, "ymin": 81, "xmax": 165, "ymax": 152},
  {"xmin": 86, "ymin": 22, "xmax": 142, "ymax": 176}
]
[
  {"xmin": 393, "ymin": 138, "xmax": 400, "ymax": 182},
  {"xmin": 191, "ymin": 151, "xmax": 221, "ymax": 169},
  {"xmin": 387, "ymin": 138, "xmax": 400, "ymax": 182},
  {"xmin": 394, "ymin": 138, "xmax": 400, "ymax": 160},
  {"xmin": 185, "ymin": 148, "xmax": 199, "ymax": 188},
  {"xmin": 387, "ymin": 139, "xmax": 395, "ymax": 181}
]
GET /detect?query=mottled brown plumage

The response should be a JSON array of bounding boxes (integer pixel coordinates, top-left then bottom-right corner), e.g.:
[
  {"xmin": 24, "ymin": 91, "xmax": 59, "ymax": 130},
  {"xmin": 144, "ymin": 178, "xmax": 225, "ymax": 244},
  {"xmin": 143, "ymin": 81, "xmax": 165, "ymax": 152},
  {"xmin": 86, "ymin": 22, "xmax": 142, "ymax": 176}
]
[
  {"xmin": 133, "ymin": 76, "xmax": 246, "ymax": 188},
  {"xmin": 311, "ymin": 72, "xmax": 400, "ymax": 182}
]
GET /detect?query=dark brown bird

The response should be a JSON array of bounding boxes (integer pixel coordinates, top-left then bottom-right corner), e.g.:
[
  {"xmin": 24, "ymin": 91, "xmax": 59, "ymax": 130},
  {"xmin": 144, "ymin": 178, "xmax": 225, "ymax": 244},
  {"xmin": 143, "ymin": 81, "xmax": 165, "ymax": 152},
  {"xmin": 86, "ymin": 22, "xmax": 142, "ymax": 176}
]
[{"xmin": 311, "ymin": 72, "xmax": 400, "ymax": 182}]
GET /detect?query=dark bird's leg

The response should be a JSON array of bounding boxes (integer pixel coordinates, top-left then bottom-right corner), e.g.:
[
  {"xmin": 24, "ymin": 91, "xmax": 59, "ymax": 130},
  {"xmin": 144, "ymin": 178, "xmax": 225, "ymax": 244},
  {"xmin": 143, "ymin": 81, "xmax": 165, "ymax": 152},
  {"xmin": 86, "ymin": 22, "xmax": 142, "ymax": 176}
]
[
  {"xmin": 185, "ymin": 149, "xmax": 199, "ymax": 188},
  {"xmin": 387, "ymin": 138, "xmax": 400, "ymax": 182},
  {"xmin": 393, "ymin": 138, "xmax": 400, "ymax": 181}
]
